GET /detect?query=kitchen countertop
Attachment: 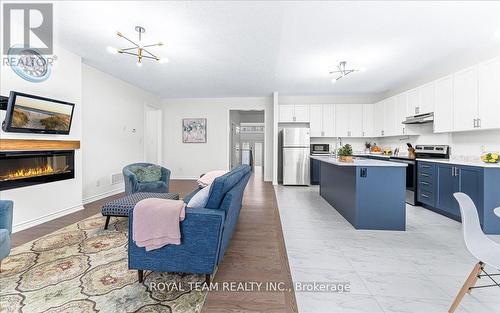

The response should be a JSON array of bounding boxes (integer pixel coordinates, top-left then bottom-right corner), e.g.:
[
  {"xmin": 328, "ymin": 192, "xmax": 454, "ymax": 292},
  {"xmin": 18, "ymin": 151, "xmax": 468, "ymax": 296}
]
[
  {"xmin": 311, "ymin": 155, "xmax": 407, "ymax": 167},
  {"xmin": 354, "ymin": 153, "xmax": 392, "ymax": 159},
  {"xmin": 416, "ymin": 158, "xmax": 500, "ymax": 168}
]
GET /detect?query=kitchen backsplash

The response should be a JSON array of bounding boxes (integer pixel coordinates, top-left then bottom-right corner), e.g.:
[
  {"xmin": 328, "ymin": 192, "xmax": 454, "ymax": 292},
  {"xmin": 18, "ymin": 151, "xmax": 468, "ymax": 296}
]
[{"xmin": 311, "ymin": 124, "xmax": 500, "ymax": 160}]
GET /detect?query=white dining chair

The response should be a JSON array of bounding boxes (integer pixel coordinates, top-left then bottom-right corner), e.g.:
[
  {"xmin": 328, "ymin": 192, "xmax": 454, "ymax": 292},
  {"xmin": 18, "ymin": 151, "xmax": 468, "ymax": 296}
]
[{"xmin": 449, "ymin": 192, "xmax": 500, "ymax": 313}]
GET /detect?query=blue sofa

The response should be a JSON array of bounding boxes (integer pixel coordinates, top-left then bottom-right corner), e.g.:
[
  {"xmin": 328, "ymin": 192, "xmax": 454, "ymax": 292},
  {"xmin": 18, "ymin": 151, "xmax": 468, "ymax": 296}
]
[
  {"xmin": 123, "ymin": 163, "xmax": 171, "ymax": 195},
  {"xmin": 0, "ymin": 200, "xmax": 13, "ymax": 272},
  {"xmin": 128, "ymin": 165, "xmax": 251, "ymax": 283}
]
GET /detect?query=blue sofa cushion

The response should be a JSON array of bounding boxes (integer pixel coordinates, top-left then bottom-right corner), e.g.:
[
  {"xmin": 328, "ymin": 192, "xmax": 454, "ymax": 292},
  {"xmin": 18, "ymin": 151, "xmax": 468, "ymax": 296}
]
[{"xmin": 206, "ymin": 165, "xmax": 250, "ymax": 210}]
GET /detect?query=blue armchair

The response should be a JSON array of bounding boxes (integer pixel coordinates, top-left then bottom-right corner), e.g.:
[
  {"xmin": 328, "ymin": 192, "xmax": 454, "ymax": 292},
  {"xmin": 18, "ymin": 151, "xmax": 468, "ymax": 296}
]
[
  {"xmin": 0, "ymin": 200, "xmax": 13, "ymax": 272},
  {"xmin": 123, "ymin": 163, "xmax": 171, "ymax": 195},
  {"xmin": 128, "ymin": 165, "xmax": 251, "ymax": 283}
]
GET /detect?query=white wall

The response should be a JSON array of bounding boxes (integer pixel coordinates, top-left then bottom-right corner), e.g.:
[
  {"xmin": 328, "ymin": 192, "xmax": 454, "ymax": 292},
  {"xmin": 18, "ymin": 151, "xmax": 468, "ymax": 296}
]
[
  {"xmin": 0, "ymin": 46, "xmax": 83, "ymax": 232},
  {"xmin": 81, "ymin": 64, "xmax": 161, "ymax": 202},
  {"xmin": 161, "ymin": 97, "xmax": 273, "ymax": 181}
]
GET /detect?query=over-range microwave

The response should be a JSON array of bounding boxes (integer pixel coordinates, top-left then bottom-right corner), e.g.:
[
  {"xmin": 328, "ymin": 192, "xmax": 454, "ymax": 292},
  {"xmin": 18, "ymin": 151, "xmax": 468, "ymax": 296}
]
[{"xmin": 311, "ymin": 144, "xmax": 330, "ymax": 154}]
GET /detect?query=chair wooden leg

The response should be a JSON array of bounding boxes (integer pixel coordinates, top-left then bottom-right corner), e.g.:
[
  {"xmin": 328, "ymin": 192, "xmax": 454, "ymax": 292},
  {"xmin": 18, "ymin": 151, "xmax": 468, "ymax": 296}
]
[
  {"xmin": 138, "ymin": 270, "xmax": 144, "ymax": 283},
  {"xmin": 449, "ymin": 262, "xmax": 484, "ymax": 313},
  {"xmin": 205, "ymin": 274, "xmax": 211, "ymax": 285},
  {"xmin": 104, "ymin": 216, "xmax": 111, "ymax": 230},
  {"xmin": 0, "ymin": 260, "xmax": 2, "ymax": 273}
]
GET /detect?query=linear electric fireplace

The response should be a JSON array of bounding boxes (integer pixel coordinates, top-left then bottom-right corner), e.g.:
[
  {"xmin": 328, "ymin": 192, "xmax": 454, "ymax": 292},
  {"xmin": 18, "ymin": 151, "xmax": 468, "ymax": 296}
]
[{"xmin": 0, "ymin": 150, "xmax": 75, "ymax": 191}]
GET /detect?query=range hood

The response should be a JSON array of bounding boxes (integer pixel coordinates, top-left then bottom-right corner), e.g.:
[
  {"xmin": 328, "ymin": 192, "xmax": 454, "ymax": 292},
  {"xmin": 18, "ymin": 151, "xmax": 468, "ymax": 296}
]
[{"xmin": 402, "ymin": 112, "xmax": 434, "ymax": 124}]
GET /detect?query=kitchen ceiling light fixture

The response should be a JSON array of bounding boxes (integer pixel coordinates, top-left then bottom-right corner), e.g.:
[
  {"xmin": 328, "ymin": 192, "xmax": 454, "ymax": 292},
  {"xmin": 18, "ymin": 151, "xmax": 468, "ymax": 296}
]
[
  {"xmin": 329, "ymin": 61, "xmax": 362, "ymax": 83},
  {"xmin": 107, "ymin": 26, "xmax": 168, "ymax": 67}
]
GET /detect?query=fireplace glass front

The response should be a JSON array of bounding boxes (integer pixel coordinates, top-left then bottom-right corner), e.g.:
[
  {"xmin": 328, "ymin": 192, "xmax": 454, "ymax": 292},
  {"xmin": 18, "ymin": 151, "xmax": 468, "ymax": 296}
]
[{"xmin": 0, "ymin": 150, "xmax": 75, "ymax": 191}]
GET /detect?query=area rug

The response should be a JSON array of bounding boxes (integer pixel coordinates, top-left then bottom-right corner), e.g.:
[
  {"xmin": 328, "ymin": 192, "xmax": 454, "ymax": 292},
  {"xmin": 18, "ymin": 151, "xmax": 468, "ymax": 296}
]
[{"xmin": 0, "ymin": 215, "xmax": 208, "ymax": 313}]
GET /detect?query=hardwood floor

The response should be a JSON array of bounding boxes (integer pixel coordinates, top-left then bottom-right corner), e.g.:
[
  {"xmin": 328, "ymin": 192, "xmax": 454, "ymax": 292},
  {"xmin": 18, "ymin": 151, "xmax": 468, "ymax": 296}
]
[{"xmin": 11, "ymin": 169, "xmax": 297, "ymax": 313}]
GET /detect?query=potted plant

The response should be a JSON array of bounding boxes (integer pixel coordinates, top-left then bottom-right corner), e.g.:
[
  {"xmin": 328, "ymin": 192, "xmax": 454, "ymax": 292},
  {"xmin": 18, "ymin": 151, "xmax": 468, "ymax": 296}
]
[
  {"xmin": 364, "ymin": 142, "xmax": 371, "ymax": 154},
  {"xmin": 338, "ymin": 144, "xmax": 353, "ymax": 163}
]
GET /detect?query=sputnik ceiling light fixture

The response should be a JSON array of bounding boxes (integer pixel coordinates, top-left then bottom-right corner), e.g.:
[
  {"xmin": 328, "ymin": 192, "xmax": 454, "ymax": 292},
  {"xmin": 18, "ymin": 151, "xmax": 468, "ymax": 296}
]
[
  {"xmin": 329, "ymin": 61, "xmax": 364, "ymax": 83},
  {"xmin": 107, "ymin": 26, "xmax": 168, "ymax": 67}
]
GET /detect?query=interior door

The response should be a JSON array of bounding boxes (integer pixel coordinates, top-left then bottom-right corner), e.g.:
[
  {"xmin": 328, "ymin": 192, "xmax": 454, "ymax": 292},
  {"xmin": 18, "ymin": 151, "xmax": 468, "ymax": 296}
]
[{"xmin": 231, "ymin": 123, "xmax": 241, "ymax": 169}]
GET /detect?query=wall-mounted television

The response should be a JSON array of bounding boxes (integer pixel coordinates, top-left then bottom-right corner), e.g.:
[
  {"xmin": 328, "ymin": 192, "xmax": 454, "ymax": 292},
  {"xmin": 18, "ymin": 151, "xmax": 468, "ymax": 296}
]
[{"xmin": 2, "ymin": 91, "xmax": 75, "ymax": 135}]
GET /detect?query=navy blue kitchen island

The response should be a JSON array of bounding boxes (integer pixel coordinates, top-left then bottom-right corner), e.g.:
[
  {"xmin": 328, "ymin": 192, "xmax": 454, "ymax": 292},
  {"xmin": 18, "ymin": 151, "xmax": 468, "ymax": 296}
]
[{"xmin": 311, "ymin": 156, "xmax": 407, "ymax": 231}]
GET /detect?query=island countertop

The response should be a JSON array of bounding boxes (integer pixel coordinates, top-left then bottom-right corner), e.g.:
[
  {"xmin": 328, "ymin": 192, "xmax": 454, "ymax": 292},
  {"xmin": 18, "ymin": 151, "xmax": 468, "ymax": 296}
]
[{"xmin": 310, "ymin": 155, "xmax": 407, "ymax": 167}]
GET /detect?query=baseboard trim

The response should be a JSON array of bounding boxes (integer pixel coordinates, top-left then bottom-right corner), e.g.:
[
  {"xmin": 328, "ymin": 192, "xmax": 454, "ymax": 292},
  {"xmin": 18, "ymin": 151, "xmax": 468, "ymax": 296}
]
[
  {"xmin": 171, "ymin": 176, "xmax": 198, "ymax": 180},
  {"xmin": 82, "ymin": 188, "xmax": 124, "ymax": 205},
  {"xmin": 13, "ymin": 203, "xmax": 84, "ymax": 233}
]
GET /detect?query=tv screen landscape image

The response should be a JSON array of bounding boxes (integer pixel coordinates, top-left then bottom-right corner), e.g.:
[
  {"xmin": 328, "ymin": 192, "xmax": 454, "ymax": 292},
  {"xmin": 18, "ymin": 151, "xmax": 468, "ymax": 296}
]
[{"xmin": 3, "ymin": 92, "xmax": 75, "ymax": 134}]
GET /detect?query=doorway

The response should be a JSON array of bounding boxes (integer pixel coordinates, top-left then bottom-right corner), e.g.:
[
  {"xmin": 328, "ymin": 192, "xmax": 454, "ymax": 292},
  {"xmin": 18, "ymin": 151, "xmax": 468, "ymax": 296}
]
[
  {"xmin": 229, "ymin": 110, "xmax": 265, "ymax": 176},
  {"xmin": 144, "ymin": 104, "xmax": 162, "ymax": 164}
]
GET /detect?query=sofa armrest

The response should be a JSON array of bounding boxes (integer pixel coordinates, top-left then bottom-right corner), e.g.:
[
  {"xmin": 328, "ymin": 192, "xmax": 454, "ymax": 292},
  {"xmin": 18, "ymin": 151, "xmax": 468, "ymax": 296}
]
[
  {"xmin": 160, "ymin": 167, "xmax": 171, "ymax": 192},
  {"xmin": 123, "ymin": 168, "xmax": 138, "ymax": 195},
  {"xmin": 0, "ymin": 200, "xmax": 14, "ymax": 234},
  {"xmin": 128, "ymin": 207, "xmax": 225, "ymax": 274}
]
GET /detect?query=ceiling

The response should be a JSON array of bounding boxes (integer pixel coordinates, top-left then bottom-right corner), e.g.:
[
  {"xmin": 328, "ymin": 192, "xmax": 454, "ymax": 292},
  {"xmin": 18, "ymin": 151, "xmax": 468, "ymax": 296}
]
[{"xmin": 55, "ymin": 1, "xmax": 500, "ymax": 98}]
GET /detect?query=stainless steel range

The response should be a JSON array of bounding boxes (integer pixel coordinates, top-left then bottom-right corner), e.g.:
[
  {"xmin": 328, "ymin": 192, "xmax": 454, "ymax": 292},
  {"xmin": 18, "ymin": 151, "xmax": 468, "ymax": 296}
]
[{"xmin": 389, "ymin": 145, "xmax": 449, "ymax": 205}]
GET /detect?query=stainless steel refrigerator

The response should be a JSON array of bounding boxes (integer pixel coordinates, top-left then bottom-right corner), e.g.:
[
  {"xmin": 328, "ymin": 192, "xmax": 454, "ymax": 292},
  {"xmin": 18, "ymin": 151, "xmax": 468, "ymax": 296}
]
[{"xmin": 282, "ymin": 128, "xmax": 310, "ymax": 185}]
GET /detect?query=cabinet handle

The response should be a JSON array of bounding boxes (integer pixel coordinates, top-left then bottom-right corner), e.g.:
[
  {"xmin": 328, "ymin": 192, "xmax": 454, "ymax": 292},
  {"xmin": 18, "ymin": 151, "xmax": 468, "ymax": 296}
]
[
  {"xmin": 421, "ymin": 165, "xmax": 430, "ymax": 169},
  {"xmin": 362, "ymin": 131, "xmax": 365, "ymax": 137},
  {"xmin": 293, "ymin": 116, "xmax": 296, "ymax": 122},
  {"xmin": 478, "ymin": 118, "xmax": 481, "ymax": 128},
  {"xmin": 421, "ymin": 173, "xmax": 430, "ymax": 177},
  {"xmin": 420, "ymin": 193, "xmax": 430, "ymax": 198},
  {"xmin": 421, "ymin": 182, "xmax": 430, "ymax": 186},
  {"xmin": 402, "ymin": 127, "xmax": 405, "ymax": 134},
  {"xmin": 473, "ymin": 119, "xmax": 477, "ymax": 128},
  {"xmin": 455, "ymin": 167, "xmax": 460, "ymax": 177}
]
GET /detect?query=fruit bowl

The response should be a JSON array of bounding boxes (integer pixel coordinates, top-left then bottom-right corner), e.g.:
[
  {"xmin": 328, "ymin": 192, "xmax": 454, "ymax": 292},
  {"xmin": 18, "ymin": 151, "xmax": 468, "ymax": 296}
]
[{"xmin": 481, "ymin": 152, "xmax": 499, "ymax": 164}]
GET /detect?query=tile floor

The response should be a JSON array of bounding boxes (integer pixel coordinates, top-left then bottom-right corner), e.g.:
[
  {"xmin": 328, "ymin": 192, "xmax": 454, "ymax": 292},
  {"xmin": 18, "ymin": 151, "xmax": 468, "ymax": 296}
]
[{"xmin": 275, "ymin": 185, "xmax": 500, "ymax": 313}]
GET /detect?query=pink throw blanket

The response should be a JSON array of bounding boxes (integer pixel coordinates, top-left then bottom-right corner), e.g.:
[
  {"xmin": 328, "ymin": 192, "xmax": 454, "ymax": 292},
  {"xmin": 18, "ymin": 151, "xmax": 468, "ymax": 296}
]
[{"xmin": 132, "ymin": 198, "xmax": 186, "ymax": 251}]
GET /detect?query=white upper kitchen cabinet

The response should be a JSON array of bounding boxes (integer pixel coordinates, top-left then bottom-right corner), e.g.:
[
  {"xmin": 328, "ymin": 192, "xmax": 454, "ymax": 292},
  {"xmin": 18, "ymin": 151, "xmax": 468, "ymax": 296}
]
[
  {"xmin": 279, "ymin": 105, "xmax": 295, "ymax": 122},
  {"xmin": 279, "ymin": 104, "xmax": 310, "ymax": 123},
  {"xmin": 309, "ymin": 105, "xmax": 323, "ymax": 137},
  {"xmin": 349, "ymin": 104, "xmax": 364, "ymax": 137},
  {"xmin": 453, "ymin": 66, "xmax": 478, "ymax": 132},
  {"xmin": 395, "ymin": 93, "xmax": 409, "ymax": 135},
  {"xmin": 362, "ymin": 103, "xmax": 374, "ymax": 137},
  {"xmin": 419, "ymin": 82, "xmax": 435, "ymax": 115},
  {"xmin": 309, "ymin": 104, "xmax": 335, "ymax": 137},
  {"xmin": 322, "ymin": 104, "xmax": 335, "ymax": 137},
  {"xmin": 383, "ymin": 97, "xmax": 397, "ymax": 136},
  {"xmin": 478, "ymin": 57, "xmax": 500, "ymax": 129},
  {"xmin": 335, "ymin": 103, "xmax": 350, "ymax": 137},
  {"xmin": 407, "ymin": 88, "xmax": 420, "ymax": 116},
  {"xmin": 373, "ymin": 100, "xmax": 385, "ymax": 137},
  {"xmin": 294, "ymin": 105, "xmax": 310, "ymax": 122},
  {"xmin": 434, "ymin": 75, "xmax": 454, "ymax": 133}
]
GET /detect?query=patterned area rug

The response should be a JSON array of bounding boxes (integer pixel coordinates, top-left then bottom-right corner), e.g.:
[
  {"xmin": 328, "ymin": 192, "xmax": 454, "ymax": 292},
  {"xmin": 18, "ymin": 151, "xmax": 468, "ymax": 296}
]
[{"xmin": 0, "ymin": 215, "xmax": 208, "ymax": 312}]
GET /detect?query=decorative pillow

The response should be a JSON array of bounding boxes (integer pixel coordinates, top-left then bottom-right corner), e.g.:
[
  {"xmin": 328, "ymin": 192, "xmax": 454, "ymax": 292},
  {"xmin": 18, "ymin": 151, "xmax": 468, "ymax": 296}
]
[
  {"xmin": 131, "ymin": 165, "xmax": 162, "ymax": 183},
  {"xmin": 197, "ymin": 170, "xmax": 228, "ymax": 187},
  {"xmin": 187, "ymin": 184, "xmax": 211, "ymax": 208}
]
